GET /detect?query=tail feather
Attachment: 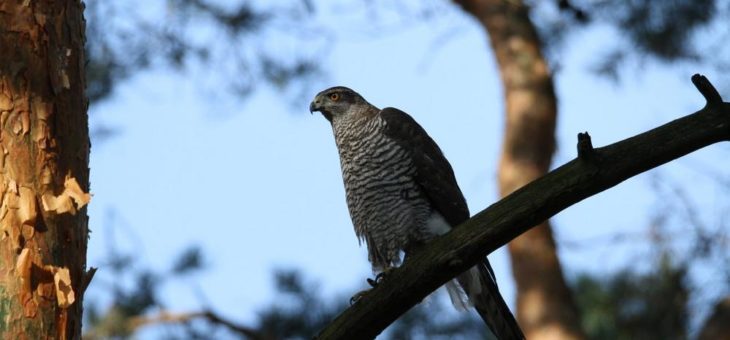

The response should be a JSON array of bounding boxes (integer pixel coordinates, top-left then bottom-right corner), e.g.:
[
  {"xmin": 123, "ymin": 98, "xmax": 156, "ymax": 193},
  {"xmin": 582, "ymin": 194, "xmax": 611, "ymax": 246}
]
[{"xmin": 456, "ymin": 260, "xmax": 525, "ymax": 340}]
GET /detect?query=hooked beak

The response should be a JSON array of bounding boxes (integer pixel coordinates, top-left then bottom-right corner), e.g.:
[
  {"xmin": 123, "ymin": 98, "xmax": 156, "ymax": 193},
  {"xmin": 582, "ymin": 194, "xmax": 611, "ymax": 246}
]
[
  {"xmin": 309, "ymin": 98, "xmax": 321, "ymax": 114},
  {"xmin": 309, "ymin": 94, "xmax": 332, "ymax": 122}
]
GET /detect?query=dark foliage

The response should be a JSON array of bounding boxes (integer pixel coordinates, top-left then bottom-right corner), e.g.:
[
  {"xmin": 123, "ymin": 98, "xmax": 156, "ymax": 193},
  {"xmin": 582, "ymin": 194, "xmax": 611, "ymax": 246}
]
[
  {"xmin": 528, "ymin": 0, "xmax": 727, "ymax": 79},
  {"xmin": 83, "ymin": 0, "xmax": 729, "ymax": 103},
  {"xmin": 172, "ymin": 246, "xmax": 205, "ymax": 275},
  {"xmin": 84, "ymin": 243, "xmax": 206, "ymax": 339},
  {"xmin": 574, "ymin": 255, "xmax": 689, "ymax": 340},
  {"xmin": 255, "ymin": 270, "xmax": 344, "ymax": 338},
  {"xmin": 84, "ymin": 0, "xmax": 324, "ymax": 103},
  {"xmin": 255, "ymin": 270, "xmax": 490, "ymax": 339},
  {"xmin": 594, "ymin": 0, "xmax": 714, "ymax": 61},
  {"xmin": 84, "ymin": 246, "xmax": 489, "ymax": 339},
  {"xmin": 85, "ymin": 250, "xmax": 701, "ymax": 339}
]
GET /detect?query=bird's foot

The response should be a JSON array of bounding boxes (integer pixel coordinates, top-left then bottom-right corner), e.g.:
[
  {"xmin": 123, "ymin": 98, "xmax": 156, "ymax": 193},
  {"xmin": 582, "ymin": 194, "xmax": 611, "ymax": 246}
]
[
  {"xmin": 349, "ymin": 268, "xmax": 395, "ymax": 305},
  {"xmin": 371, "ymin": 267, "xmax": 394, "ymax": 286},
  {"xmin": 364, "ymin": 268, "xmax": 394, "ymax": 288}
]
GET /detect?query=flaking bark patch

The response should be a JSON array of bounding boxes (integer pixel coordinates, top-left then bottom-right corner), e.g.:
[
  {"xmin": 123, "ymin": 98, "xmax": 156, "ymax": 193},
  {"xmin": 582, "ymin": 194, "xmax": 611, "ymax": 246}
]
[
  {"xmin": 17, "ymin": 186, "xmax": 35, "ymax": 227},
  {"xmin": 41, "ymin": 175, "xmax": 90, "ymax": 215},
  {"xmin": 52, "ymin": 268, "xmax": 74, "ymax": 308},
  {"xmin": 15, "ymin": 249, "xmax": 35, "ymax": 318}
]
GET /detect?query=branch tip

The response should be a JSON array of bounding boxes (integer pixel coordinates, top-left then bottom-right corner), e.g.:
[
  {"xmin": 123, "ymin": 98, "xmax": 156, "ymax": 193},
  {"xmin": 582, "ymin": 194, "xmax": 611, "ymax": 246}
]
[
  {"xmin": 81, "ymin": 267, "xmax": 97, "ymax": 294},
  {"xmin": 577, "ymin": 132, "xmax": 594, "ymax": 159},
  {"xmin": 691, "ymin": 74, "xmax": 723, "ymax": 106}
]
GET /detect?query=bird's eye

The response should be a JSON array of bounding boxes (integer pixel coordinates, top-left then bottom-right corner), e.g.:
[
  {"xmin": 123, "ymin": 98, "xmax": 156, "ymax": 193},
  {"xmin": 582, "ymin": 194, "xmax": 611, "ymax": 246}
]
[{"xmin": 329, "ymin": 93, "xmax": 340, "ymax": 101}]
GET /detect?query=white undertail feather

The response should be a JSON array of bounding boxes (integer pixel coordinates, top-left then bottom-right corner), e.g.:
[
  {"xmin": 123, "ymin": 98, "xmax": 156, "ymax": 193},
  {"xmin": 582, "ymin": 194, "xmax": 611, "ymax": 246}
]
[
  {"xmin": 427, "ymin": 213, "xmax": 482, "ymax": 310},
  {"xmin": 445, "ymin": 266, "xmax": 483, "ymax": 310},
  {"xmin": 425, "ymin": 212, "xmax": 452, "ymax": 236},
  {"xmin": 445, "ymin": 281, "xmax": 470, "ymax": 310}
]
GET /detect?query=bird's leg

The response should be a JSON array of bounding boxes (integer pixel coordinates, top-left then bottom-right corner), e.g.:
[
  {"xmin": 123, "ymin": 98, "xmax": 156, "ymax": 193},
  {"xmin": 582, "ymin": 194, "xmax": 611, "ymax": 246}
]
[
  {"xmin": 354, "ymin": 246, "xmax": 422, "ymax": 304},
  {"xmin": 349, "ymin": 267, "xmax": 396, "ymax": 305}
]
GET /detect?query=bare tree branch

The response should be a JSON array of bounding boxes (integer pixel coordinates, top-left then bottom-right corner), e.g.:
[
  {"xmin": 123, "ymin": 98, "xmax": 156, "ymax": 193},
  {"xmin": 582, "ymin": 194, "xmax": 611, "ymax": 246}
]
[
  {"xmin": 129, "ymin": 309, "xmax": 272, "ymax": 340},
  {"xmin": 316, "ymin": 75, "xmax": 730, "ymax": 339}
]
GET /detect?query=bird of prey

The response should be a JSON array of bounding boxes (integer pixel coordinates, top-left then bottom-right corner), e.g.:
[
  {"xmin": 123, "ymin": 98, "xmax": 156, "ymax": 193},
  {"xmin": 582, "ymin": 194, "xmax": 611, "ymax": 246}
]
[{"xmin": 310, "ymin": 86, "xmax": 524, "ymax": 339}]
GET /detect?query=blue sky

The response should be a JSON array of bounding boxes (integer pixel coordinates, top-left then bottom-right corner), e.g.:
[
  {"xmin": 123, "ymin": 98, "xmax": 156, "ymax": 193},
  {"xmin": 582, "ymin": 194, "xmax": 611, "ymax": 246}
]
[{"xmin": 84, "ymin": 1, "xmax": 728, "ymax": 337}]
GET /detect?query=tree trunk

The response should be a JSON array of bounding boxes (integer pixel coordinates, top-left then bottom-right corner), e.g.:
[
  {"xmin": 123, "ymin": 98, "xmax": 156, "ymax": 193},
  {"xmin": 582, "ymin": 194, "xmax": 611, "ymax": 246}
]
[
  {"xmin": 452, "ymin": 1, "xmax": 585, "ymax": 339},
  {"xmin": 697, "ymin": 297, "xmax": 730, "ymax": 340},
  {"xmin": 0, "ymin": 1, "xmax": 91, "ymax": 338}
]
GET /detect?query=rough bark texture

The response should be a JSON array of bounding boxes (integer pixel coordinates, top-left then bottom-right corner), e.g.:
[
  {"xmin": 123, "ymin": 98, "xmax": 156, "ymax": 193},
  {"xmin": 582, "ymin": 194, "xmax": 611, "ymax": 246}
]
[
  {"xmin": 0, "ymin": 1, "xmax": 90, "ymax": 339},
  {"xmin": 452, "ymin": 1, "xmax": 585, "ymax": 339},
  {"xmin": 316, "ymin": 75, "xmax": 730, "ymax": 339},
  {"xmin": 697, "ymin": 296, "xmax": 730, "ymax": 340}
]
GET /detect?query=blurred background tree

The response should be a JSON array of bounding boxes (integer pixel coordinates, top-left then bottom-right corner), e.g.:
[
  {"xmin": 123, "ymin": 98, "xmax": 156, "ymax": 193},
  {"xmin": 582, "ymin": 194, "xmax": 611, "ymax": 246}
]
[{"xmin": 81, "ymin": 0, "xmax": 730, "ymax": 339}]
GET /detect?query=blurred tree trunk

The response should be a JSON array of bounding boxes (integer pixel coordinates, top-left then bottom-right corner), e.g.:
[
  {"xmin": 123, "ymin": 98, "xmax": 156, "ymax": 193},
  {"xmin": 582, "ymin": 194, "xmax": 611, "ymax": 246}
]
[
  {"xmin": 698, "ymin": 297, "xmax": 730, "ymax": 340},
  {"xmin": 453, "ymin": 1, "xmax": 585, "ymax": 339},
  {"xmin": 0, "ymin": 1, "xmax": 91, "ymax": 338}
]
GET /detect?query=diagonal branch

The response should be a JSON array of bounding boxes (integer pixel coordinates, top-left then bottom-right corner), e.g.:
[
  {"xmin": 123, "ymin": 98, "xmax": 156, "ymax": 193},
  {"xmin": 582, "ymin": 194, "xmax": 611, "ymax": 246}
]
[{"xmin": 316, "ymin": 75, "xmax": 730, "ymax": 339}]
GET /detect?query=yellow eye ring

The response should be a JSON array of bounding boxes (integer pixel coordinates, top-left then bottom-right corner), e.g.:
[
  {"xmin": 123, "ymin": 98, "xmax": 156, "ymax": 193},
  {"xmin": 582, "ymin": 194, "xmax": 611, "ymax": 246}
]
[{"xmin": 329, "ymin": 93, "xmax": 340, "ymax": 101}]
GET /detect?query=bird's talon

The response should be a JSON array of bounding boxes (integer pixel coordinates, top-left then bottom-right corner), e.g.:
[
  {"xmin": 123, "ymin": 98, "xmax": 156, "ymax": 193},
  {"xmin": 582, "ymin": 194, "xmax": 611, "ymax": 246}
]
[
  {"xmin": 350, "ymin": 290, "xmax": 369, "ymax": 305},
  {"xmin": 374, "ymin": 267, "xmax": 395, "ymax": 285},
  {"xmin": 374, "ymin": 271, "xmax": 387, "ymax": 284}
]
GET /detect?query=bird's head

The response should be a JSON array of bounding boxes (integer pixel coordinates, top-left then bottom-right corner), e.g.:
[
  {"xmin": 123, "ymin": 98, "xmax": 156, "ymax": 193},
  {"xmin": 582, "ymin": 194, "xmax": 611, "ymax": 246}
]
[{"xmin": 309, "ymin": 86, "xmax": 369, "ymax": 122}]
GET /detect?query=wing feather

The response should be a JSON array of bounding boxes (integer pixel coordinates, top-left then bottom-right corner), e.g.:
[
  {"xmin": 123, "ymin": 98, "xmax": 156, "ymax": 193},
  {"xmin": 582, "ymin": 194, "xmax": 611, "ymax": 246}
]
[
  {"xmin": 380, "ymin": 107, "xmax": 470, "ymax": 227},
  {"xmin": 381, "ymin": 108, "xmax": 523, "ymax": 338}
]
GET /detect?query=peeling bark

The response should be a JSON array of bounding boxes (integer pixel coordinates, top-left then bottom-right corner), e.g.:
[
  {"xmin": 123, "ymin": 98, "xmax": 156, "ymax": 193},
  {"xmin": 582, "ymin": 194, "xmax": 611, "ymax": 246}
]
[
  {"xmin": 452, "ymin": 1, "xmax": 585, "ymax": 339},
  {"xmin": 0, "ymin": 1, "xmax": 90, "ymax": 338}
]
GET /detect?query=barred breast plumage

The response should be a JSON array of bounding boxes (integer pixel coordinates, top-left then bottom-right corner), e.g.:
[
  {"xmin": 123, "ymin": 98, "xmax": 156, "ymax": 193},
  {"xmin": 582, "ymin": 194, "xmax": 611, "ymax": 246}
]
[{"xmin": 332, "ymin": 113, "xmax": 432, "ymax": 270}]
